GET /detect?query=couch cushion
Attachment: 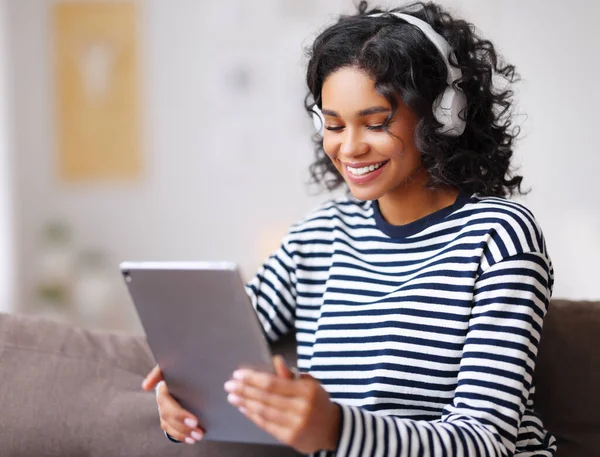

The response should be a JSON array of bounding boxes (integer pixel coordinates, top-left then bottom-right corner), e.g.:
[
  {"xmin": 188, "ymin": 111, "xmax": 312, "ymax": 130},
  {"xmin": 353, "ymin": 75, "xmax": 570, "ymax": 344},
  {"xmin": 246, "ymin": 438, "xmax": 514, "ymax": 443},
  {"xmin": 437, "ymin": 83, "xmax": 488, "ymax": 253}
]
[
  {"xmin": 7, "ymin": 298, "xmax": 596, "ymax": 457},
  {"xmin": 0, "ymin": 312, "xmax": 301, "ymax": 457},
  {"xmin": 534, "ymin": 299, "xmax": 600, "ymax": 457}
]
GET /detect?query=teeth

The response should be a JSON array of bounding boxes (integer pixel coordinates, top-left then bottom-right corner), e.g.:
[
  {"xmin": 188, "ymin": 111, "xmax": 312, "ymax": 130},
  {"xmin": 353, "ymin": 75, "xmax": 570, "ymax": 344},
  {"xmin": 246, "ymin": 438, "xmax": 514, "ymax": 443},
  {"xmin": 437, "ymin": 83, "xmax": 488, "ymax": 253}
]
[{"xmin": 347, "ymin": 162, "xmax": 385, "ymax": 176}]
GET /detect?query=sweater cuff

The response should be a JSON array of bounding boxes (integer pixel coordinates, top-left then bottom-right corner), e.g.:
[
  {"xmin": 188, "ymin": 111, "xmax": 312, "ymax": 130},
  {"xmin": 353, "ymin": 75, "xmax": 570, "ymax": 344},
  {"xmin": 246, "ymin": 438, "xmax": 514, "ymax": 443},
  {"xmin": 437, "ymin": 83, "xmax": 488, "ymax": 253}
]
[
  {"xmin": 164, "ymin": 430, "xmax": 181, "ymax": 443},
  {"xmin": 334, "ymin": 403, "xmax": 359, "ymax": 455}
]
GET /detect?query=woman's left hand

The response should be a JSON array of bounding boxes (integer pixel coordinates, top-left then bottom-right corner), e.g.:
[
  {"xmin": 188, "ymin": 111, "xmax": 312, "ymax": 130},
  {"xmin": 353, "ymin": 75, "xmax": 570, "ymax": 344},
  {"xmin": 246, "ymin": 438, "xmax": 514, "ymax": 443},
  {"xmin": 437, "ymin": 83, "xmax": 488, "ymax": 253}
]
[{"xmin": 224, "ymin": 356, "xmax": 340, "ymax": 454}]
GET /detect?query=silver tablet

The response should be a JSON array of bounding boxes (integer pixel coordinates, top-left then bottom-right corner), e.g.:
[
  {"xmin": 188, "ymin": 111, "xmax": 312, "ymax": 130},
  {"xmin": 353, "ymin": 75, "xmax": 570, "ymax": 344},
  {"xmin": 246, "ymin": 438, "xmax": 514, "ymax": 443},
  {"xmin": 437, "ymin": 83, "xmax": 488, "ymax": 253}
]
[{"xmin": 120, "ymin": 261, "xmax": 277, "ymax": 445}]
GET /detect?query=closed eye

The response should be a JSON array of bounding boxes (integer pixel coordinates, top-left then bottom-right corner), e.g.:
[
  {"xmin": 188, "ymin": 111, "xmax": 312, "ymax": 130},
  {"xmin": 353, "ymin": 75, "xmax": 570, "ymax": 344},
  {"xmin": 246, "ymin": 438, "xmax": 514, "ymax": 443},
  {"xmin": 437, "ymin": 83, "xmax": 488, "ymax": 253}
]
[{"xmin": 326, "ymin": 125, "xmax": 385, "ymax": 132}]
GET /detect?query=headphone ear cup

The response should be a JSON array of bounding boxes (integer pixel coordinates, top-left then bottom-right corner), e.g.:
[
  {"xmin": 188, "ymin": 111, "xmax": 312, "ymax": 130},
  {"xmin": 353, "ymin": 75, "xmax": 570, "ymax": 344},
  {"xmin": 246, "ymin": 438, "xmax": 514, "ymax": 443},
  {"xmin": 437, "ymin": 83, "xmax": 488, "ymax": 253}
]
[
  {"xmin": 312, "ymin": 105, "xmax": 325, "ymax": 136},
  {"xmin": 433, "ymin": 87, "xmax": 467, "ymax": 137}
]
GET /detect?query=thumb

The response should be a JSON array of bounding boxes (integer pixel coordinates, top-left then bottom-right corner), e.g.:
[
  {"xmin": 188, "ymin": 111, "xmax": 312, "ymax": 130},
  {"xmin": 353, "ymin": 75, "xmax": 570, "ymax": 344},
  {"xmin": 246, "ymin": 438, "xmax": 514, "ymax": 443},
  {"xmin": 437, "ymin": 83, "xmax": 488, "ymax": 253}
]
[
  {"xmin": 142, "ymin": 365, "xmax": 163, "ymax": 391},
  {"xmin": 273, "ymin": 355, "xmax": 294, "ymax": 380}
]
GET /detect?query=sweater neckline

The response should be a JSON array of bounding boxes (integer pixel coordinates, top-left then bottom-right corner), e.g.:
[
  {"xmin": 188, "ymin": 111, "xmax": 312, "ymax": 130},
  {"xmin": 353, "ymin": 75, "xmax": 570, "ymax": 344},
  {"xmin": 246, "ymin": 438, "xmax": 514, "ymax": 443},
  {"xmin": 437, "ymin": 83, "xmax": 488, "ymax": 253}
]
[{"xmin": 371, "ymin": 190, "xmax": 472, "ymax": 239}]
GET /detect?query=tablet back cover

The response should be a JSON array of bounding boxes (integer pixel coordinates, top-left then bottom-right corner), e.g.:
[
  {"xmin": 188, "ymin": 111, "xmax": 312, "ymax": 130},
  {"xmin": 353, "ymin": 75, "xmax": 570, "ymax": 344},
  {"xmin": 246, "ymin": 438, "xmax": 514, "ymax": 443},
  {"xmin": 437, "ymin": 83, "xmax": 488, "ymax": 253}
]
[{"xmin": 121, "ymin": 261, "xmax": 278, "ymax": 445}]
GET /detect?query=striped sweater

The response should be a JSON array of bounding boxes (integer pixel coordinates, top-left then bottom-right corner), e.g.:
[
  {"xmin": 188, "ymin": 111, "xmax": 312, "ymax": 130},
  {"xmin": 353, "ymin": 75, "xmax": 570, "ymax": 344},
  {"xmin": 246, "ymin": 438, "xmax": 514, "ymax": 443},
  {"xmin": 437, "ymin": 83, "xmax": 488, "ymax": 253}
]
[{"xmin": 246, "ymin": 191, "xmax": 556, "ymax": 457}]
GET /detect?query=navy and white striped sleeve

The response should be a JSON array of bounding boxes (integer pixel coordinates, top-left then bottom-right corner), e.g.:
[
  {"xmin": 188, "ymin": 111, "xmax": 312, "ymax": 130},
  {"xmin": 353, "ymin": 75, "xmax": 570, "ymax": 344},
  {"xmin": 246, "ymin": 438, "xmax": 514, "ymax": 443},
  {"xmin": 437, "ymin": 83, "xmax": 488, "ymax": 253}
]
[
  {"xmin": 245, "ymin": 234, "xmax": 298, "ymax": 344},
  {"xmin": 329, "ymin": 251, "xmax": 552, "ymax": 457}
]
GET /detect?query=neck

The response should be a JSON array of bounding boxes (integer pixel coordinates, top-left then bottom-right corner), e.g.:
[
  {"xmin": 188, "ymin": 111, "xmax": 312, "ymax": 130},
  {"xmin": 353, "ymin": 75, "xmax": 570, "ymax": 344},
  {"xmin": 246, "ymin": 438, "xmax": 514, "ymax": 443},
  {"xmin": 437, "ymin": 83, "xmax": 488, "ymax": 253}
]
[{"xmin": 377, "ymin": 176, "xmax": 459, "ymax": 226}]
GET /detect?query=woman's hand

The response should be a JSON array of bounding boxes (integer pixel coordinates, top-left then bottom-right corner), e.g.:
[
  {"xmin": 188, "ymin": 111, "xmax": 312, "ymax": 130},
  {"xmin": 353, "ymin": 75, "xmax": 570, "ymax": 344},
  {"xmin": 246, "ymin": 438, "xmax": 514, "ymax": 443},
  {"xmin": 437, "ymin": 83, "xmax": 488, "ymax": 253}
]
[
  {"xmin": 224, "ymin": 356, "xmax": 341, "ymax": 454},
  {"xmin": 142, "ymin": 365, "xmax": 205, "ymax": 445}
]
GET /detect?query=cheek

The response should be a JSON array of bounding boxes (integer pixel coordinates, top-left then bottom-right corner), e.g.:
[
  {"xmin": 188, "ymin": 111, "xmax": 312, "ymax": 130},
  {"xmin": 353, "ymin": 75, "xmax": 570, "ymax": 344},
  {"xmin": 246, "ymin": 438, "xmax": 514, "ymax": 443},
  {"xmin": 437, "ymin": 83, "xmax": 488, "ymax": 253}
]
[
  {"xmin": 377, "ymin": 136, "xmax": 404, "ymax": 159},
  {"xmin": 390, "ymin": 126, "xmax": 418, "ymax": 158},
  {"xmin": 386, "ymin": 125, "xmax": 418, "ymax": 158},
  {"xmin": 322, "ymin": 138, "xmax": 338, "ymax": 162}
]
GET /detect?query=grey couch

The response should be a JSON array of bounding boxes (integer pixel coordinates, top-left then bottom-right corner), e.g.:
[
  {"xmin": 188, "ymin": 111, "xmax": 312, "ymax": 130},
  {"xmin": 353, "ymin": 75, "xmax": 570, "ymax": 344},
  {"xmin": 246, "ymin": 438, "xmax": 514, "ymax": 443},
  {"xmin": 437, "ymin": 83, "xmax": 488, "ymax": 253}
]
[{"xmin": 0, "ymin": 299, "xmax": 598, "ymax": 456}]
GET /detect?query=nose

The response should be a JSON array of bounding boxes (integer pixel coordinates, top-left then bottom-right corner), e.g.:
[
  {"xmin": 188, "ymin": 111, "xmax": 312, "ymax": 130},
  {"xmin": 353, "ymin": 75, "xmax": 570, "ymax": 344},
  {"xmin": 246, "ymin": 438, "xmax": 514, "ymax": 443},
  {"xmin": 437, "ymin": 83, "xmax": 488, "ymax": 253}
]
[{"xmin": 339, "ymin": 128, "xmax": 368, "ymax": 158}]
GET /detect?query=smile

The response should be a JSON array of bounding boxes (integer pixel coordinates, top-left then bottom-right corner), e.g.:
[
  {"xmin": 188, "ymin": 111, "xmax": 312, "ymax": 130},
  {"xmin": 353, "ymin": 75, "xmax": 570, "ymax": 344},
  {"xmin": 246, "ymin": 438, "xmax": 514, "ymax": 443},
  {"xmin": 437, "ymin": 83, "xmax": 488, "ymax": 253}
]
[{"xmin": 346, "ymin": 161, "xmax": 389, "ymax": 177}]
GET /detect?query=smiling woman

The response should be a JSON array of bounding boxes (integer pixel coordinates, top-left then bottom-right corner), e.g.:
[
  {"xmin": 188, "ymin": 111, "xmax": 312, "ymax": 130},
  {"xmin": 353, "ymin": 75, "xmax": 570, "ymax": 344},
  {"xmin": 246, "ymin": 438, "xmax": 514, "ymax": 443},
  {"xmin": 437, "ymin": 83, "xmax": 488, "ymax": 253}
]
[
  {"xmin": 320, "ymin": 67, "xmax": 434, "ymax": 221},
  {"xmin": 306, "ymin": 2, "xmax": 522, "ymax": 200},
  {"xmin": 144, "ymin": 2, "xmax": 557, "ymax": 456}
]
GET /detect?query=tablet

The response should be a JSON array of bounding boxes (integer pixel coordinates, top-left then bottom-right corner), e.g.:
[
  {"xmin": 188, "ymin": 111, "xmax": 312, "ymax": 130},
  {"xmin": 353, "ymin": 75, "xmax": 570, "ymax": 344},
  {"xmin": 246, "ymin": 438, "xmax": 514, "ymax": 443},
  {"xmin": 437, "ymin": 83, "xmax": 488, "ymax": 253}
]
[{"xmin": 120, "ymin": 261, "xmax": 278, "ymax": 445}]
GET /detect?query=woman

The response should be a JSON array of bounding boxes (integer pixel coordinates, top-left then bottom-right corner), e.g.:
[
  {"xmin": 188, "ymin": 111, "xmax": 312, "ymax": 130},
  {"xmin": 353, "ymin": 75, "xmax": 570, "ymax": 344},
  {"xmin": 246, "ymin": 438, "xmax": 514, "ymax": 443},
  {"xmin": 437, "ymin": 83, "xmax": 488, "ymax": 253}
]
[{"xmin": 143, "ymin": 2, "xmax": 556, "ymax": 456}]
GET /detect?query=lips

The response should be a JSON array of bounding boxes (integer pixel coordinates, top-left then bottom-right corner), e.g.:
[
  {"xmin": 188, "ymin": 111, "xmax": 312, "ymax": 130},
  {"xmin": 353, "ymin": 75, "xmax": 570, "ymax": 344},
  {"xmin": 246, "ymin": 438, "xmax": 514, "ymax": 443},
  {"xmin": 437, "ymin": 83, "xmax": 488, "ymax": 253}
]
[
  {"xmin": 343, "ymin": 160, "xmax": 390, "ymax": 185},
  {"xmin": 346, "ymin": 160, "xmax": 389, "ymax": 177}
]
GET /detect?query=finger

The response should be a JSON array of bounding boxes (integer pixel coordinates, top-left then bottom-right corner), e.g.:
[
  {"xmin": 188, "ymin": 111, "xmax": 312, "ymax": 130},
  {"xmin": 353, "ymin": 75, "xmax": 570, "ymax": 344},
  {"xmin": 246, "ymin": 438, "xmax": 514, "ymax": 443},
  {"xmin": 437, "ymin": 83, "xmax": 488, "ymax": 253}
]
[
  {"xmin": 142, "ymin": 365, "xmax": 163, "ymax": 391},
  {"xmin": 232, "ymin": 370, "xmax": 298, "ymax": 397},
  {"xmin": 240, "ymin": 408, "xmax": 293, "ymax": 446},
  {"xmin": 162, "ymin": 420, "xmax": 205, "ymax": 445},
  {"xmin": 231, "ymin": 395, "xmax": 296, "ymax": 427},
  {"xmin": 157, "ymin": 381, "xmax": 204, "ymax": 439},
  {"xmin": 161, "ymin": 423, "xmax": 190, "ymax": 444},
  {"xmin": 225, "ymin": 380, "xmax": 300, "ymax": 411},
  {"xmin": 273, "ymin": 355, "xmax": 294, "ymax": 380},
  {"xmin": 161, "ymin": 422, "xmax": 204, "ymax": 445}
]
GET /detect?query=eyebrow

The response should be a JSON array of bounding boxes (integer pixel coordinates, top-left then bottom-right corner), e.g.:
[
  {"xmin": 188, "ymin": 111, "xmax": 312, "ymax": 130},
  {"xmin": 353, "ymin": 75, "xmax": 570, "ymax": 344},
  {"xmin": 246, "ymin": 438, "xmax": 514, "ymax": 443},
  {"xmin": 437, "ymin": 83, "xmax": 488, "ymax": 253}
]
[{"xmin": 321, "ymin": 106, "xmax": 390, "ymax": 118}]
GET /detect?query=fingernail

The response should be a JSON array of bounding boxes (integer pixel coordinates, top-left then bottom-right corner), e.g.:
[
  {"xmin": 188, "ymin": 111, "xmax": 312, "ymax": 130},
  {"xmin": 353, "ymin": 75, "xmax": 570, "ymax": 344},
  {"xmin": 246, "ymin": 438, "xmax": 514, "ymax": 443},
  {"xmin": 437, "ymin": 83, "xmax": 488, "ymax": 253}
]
[
  {"xmin": 191, "ymin": 431, "xmax": 203, "ymax": 441},
  {"xmin": 227, "ymin": 393, "xmax": 241, "ymax": 405},
  {"xmin": 224, "ymin": 380, "xmax": 236, "ymax": 392},
  {"xmin": 184, "ymin": 437, "xmax": 195, "ymax": 445},
  {"xmin": 184, "ymin": 418, "xmax": 197, "ymax": 428},
  {"xmin": 233, "ymin": 370, "xmax": 246, "ymax": 380},
  {"xmin": 239, "ymin": 406, "xmax": 248, "ymax": 415}
]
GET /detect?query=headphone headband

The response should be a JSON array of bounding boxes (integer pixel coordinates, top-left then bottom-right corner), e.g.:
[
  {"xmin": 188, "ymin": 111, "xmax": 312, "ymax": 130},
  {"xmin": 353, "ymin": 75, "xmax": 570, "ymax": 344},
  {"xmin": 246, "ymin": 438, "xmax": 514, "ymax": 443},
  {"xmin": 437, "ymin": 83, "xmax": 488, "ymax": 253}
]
[
  {"xmin": 368, "ymin": 13, "xmax": 461, "ymax": 86},
  {"xmin": 311, "ymin": 11, "xmax": 467, "ymax": 137}
]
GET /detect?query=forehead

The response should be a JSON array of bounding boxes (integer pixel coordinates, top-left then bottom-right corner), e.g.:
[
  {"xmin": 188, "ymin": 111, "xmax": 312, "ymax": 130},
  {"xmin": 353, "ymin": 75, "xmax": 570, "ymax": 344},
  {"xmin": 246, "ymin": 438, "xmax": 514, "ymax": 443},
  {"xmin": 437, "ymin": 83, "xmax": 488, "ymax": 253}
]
[{"xmin": 321, "ymin": 66, "xmax": 390, "ymax": 110}]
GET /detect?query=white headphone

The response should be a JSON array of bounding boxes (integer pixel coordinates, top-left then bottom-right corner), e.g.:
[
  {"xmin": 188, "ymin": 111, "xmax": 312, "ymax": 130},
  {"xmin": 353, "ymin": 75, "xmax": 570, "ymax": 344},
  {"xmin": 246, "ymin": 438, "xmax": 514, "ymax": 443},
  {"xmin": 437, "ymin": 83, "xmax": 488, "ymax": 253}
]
[{"xmin": 312, "ymin": 12, "xmax": 467, "ymax": 137}]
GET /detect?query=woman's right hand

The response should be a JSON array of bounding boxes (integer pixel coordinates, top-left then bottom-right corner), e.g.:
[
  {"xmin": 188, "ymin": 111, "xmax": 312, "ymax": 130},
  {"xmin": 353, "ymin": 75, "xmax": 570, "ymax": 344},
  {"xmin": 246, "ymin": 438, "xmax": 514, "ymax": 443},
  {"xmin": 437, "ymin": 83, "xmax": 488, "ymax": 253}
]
[{"xmin": 142, "ymin": 365, "xmax": 205, "ymax": 444}]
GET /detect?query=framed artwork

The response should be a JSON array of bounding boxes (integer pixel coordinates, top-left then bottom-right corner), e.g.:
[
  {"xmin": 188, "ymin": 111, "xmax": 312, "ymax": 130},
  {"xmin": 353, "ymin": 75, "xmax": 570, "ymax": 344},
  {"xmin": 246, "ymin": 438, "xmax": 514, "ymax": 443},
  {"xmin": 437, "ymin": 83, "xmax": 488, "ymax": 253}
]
[{"xmin": 53, "ymin": 1, "xmax": 141, "ymax": 181}]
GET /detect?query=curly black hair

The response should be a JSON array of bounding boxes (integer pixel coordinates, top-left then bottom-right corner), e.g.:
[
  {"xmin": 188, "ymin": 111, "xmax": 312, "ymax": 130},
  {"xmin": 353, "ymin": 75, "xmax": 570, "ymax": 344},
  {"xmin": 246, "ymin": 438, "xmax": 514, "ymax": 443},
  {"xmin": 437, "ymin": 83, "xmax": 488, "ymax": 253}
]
[{"xmin": 304, "ymin": 1, "xmax": 524, "ymax": 198}]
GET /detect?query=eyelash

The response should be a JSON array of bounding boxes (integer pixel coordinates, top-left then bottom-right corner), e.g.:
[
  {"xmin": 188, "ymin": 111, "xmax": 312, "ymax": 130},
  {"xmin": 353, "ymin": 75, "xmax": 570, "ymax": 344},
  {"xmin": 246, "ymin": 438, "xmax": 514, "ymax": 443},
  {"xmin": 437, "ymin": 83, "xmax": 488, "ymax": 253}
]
[{"xmin": 325, "ymin": 125, "xmax": 385, "ymax": 132}]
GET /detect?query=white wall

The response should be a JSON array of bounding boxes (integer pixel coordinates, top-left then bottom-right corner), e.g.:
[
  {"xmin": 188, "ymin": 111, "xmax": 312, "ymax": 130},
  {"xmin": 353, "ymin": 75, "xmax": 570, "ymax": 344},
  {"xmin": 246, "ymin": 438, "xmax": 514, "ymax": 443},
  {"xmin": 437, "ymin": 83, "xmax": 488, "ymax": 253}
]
[
  {"xmin": 6, "ymin": 0, "xmax": 599, "ymax": 326},
  {"xmin": 0, "ymin": 0, "xmax": 14, "ymax": 314},
  {"xmin": 8, "ymin": 0, "xmax": 332, "ymax": 326},
  {"xmin": 442, "ymin": 0, "xmax": 600, "ymax": 300}
]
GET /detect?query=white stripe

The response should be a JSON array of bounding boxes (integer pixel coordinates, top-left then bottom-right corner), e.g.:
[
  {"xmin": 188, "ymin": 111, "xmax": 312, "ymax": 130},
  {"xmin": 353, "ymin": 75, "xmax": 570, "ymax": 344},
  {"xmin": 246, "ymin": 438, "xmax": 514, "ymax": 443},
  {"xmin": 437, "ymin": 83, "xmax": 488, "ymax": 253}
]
[{"xmin": 247, "ymin": 195, "xmax": 554, "ymax": 456}]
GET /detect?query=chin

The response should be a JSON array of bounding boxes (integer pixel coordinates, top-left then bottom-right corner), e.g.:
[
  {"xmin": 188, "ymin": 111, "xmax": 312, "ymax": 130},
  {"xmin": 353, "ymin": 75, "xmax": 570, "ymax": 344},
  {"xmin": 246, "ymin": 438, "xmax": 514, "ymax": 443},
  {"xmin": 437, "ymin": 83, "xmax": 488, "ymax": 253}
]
[{"xmin": 346, "ymin": 184, "xmax": 386, "ymax": 202}]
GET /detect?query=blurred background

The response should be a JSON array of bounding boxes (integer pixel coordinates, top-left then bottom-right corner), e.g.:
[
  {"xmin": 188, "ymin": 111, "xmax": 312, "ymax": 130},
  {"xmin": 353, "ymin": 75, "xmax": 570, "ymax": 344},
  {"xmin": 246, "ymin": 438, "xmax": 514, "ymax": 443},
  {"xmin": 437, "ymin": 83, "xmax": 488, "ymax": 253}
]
[{"xmin": 0, "ymin": 0, "xmax": 597, "ymax": 333}]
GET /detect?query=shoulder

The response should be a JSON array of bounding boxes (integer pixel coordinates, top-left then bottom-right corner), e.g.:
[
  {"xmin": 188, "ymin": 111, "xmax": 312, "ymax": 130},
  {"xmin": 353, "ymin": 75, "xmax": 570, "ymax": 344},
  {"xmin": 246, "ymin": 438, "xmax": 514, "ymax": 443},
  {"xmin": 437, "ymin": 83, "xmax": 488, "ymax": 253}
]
[
  {"xmin": 276, "ymin": 196, "xmax": 372, "ymax": 258},
  {"xmin": 460, "ymin": 193, "xmax": 551, "ymax": 265},
  {"xmin": 462, "ymin": 193, "xmax": 535, "ymax": 219},
  {"xmin": 289, "ymin": 195, "xmax": 373, "ymax": 234}
]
